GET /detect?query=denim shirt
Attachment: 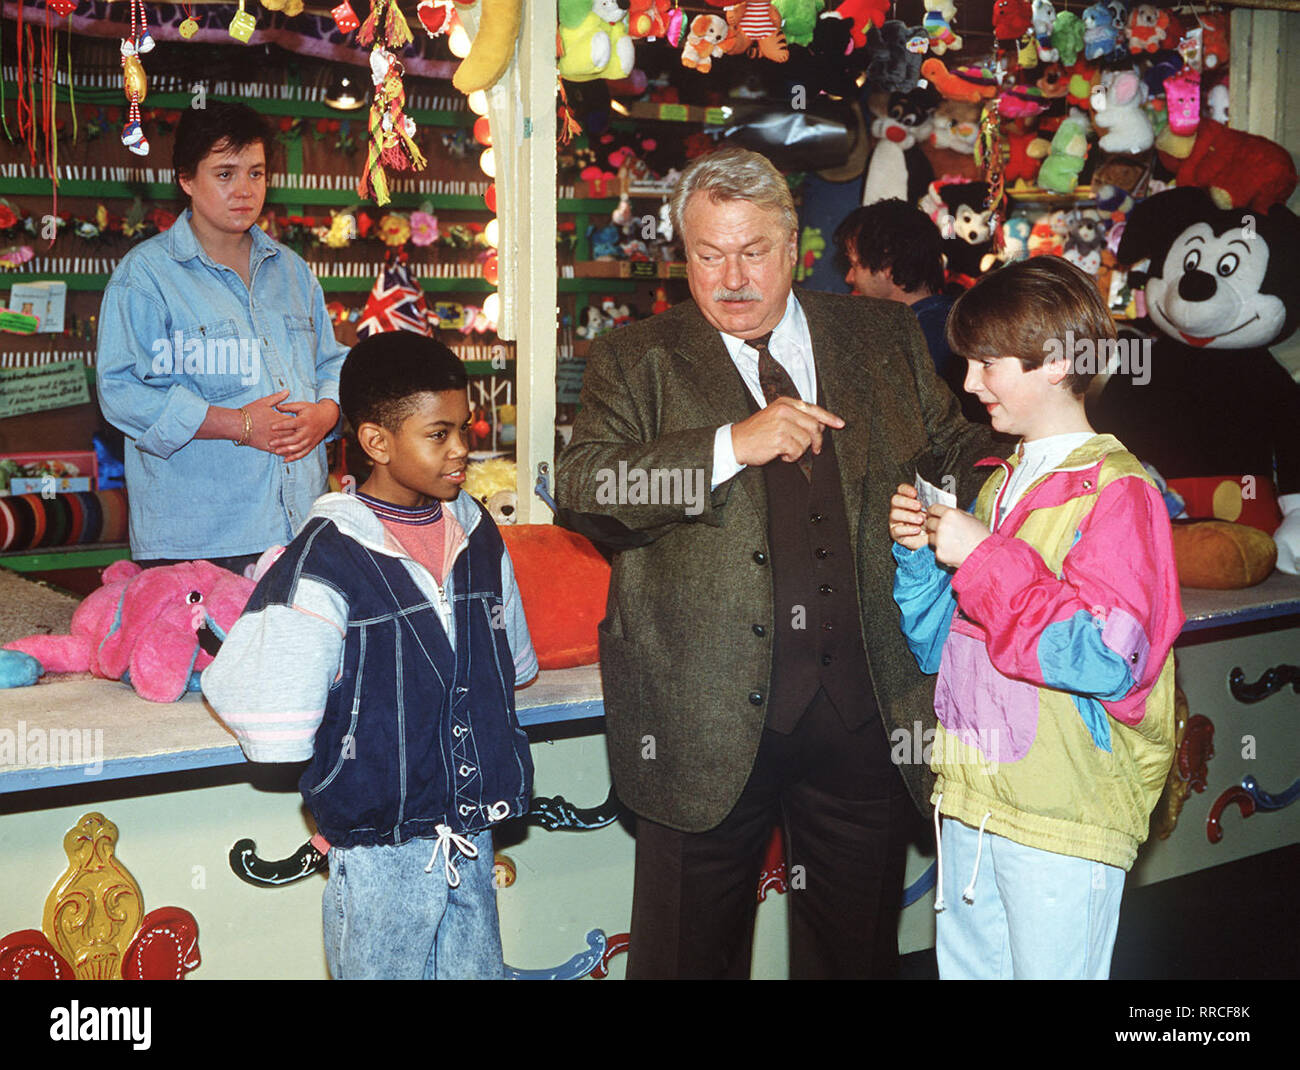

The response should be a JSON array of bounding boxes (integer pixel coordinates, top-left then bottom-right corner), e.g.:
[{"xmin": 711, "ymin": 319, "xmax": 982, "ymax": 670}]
[{"xmin": 96, "ymin": 210, "xmax": 348, "ymax": 559}]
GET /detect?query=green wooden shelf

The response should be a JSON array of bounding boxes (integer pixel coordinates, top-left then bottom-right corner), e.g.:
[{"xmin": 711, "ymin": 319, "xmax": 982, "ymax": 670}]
[
  {"xmin": 0, "ymin": 544, "xmax": 131, "ymax": 573},
  {"xmin": 2, "ymin": 272, "xmax": 635, "ymax": 295},
  {"xmin": 0, "ymin": 84, "xmax": 473, "ymax": 127},
  {"xmin": 0, "ymin": 177, "xmax": 486, "ymax": 211}
]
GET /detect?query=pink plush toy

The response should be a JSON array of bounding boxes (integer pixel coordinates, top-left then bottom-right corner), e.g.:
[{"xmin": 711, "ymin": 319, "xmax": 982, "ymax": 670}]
[{"xmin": 4, "ymin": 560, "xmax": 255, "ymax": 702}]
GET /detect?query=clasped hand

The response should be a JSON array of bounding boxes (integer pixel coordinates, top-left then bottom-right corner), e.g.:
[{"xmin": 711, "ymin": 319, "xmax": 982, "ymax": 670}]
[
  {"xmin": 888, "ymin": 483, "xmax": 989, "ymax": 569},
  {"xmin": 240, "ymin": 390, "xmax": 339, "ymax": 461}
]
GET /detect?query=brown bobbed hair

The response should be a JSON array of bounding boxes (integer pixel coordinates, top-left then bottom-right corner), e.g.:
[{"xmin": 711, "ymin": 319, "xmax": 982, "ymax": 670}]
[{"xmin": 945, "ymin": 255, "xmax": 1117, "ymax": 395}]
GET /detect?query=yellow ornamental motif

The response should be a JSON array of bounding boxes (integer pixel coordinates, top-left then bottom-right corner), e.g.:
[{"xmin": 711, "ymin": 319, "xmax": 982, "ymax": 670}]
[{"xmin": 41, "ymin": 813, "xmax": 144, "ymax": 980}]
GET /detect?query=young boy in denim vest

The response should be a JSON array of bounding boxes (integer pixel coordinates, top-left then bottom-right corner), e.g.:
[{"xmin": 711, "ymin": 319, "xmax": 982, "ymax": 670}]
[
  {"xmin": 888, "ymin": 256, "xmax": 1182, "ymax": 979},
  {"xmin": 204, "ymin": 333, "xmax": 537, "ymax": 979}
]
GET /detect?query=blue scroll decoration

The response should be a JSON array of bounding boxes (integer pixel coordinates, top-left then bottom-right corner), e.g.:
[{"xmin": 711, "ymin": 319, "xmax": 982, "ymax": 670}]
[
  {"xmin": 1241, "ymin": 774, "xmax": 1300, "ymax": 811},
  {"xmin": 506, "ymin": 930, "xmax": 608, "ymax": 980}
]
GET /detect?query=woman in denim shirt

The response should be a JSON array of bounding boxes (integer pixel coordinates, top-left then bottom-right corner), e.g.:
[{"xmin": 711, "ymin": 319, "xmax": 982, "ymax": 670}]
[{"xmin": 97, "ymin": 103, "xmax": 347, "ymax": 573}]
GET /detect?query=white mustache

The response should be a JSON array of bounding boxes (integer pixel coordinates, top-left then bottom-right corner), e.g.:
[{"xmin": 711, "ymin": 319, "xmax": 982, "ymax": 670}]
[{"xmin": 713, "ymin": 286, "xmax": 761, "ymax": 302}]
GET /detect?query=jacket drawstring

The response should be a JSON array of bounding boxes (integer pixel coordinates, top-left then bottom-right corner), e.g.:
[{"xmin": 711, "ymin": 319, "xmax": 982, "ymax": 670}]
[
  {"xmin": 962, "ymin": 811, "xmax": 994, "ymax": 904},
  {"xmin": 425, "ymin": 823, "xmax": 478, "ymax": 887},
  {"xmin": 933, "ymin": 794, "xmax": 945, "ymax": 911}
]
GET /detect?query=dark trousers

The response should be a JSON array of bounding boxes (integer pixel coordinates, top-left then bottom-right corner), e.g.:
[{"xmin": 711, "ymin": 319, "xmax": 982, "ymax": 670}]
[
  {"xmin": 627, "ymin": 688, "xmax": 909, "ymax": 979},
  {"xmin": 138, "ymin": 553, "xmax": 263, "ymax": 577}
]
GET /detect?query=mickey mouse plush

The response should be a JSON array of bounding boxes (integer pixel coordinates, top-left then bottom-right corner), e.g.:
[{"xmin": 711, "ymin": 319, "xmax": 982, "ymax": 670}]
[{"xmin": 1089, "ymin": 186, "xmax": 1300, "ymax": 576}]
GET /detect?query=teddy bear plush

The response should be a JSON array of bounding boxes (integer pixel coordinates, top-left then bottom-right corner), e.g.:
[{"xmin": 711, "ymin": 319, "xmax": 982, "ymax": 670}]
[
  {"xmin": 4, "ymin": 560, "xmax": 255, "ymax": 701},
  {"xmin": 558, "ymin": 0, "xmax": 637, "ymax": 81},
  {"xmin": 1090, "ymin": 186, "xmax": 1300, "ymax": 579}
]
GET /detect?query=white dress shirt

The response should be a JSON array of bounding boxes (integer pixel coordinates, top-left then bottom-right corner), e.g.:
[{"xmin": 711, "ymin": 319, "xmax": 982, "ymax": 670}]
[{"xmin": 711, "ymin": 291, "xmax": 818, "ymax": 490}]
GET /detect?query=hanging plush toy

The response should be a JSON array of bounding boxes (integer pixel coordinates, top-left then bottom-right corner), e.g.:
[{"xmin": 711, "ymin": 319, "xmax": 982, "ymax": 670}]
[
  {"xmin": 1051, "ymin": 10, "xmax": 1085, "ymax": 65},
  {"xmin": 558, "ymin": 0, "xmax": 637, "ymax": 81},
  {"xmin": 1156, "ymin": 118, "xmax": 1297, "ymax": 214},
  {"xmin": 773, "ymin": 0, "xmax": 824, "ymax": 46},
  {"xmin": 452, "ymin": 0, "xmax": 524, "ymax": 93},
  {"xmin": 681, "ymin": 13, "xmax": 734, "ymax": 73},
  {"xmin": 1126, "ymin": 3, "xmax": 1170, "ymax": 53},
  {"xmin": 1080, "ymin": 2, "xmax": 1117, "ymax": 61},
  {"xmin": 1090, "ymin": 186, "xmax": 1300, "ymax": 578},
  {"xmin": 992, "ymin": 0, "xmax": 1032, "ymax": 52},
  {"xmin": 1036, "ymin": 114, "xmax": 1089, "ymax": 193},
  {"xmin": 724, "ymin": 1, "xmax": 790, "ymax": 62},
  {"xmin": 922, "ymin": 0, "xmax": 962, "ymax": 55},
  {"xmin": 834, "ymin": 0, "xmax": 891, "ymax": 50},
  {"xmin": 1032, "ymin": 0, "xmax": 1059, "ymax": 61},
  {"xmin": 864, "ymin": 20, "xmax": 924, "ymax": 92}
]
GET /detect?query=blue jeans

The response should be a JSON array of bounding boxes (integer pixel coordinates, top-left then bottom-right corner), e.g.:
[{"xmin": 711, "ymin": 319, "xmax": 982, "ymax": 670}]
[
  {"xmin": 322, "ymin": 830, "xmax": 504, "ymax": 979},
  {"xmin": 935, "ymin": 817, "xmax": 1125, "ymax": 980}
]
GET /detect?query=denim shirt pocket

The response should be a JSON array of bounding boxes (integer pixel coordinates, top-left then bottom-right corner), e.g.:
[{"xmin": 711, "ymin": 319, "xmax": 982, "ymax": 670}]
[
  {"xmin": 282, "ymin": 313, "xmax": 318, "ymax": 379},
  {"xmin": 159, "ymin": 316, "xmax": 251, "ymax": 402}
]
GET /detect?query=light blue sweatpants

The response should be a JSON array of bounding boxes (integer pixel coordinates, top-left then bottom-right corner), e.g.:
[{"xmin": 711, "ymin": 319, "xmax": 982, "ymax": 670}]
[{"xmin": 935, "ymin": 816, "xmax": 1125, "ymax": 980}]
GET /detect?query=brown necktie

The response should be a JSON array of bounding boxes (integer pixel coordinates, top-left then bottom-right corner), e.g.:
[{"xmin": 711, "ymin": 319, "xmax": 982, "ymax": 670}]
[{"xmin": 751, "ymin": 331, "xmax": 813, "ymax": 481}]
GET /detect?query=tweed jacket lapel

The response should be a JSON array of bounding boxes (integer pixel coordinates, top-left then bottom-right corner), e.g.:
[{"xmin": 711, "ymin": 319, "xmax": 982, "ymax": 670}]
[{"xmin": 669, "ymin": 300, "xmax": 770, "ymax": 522}]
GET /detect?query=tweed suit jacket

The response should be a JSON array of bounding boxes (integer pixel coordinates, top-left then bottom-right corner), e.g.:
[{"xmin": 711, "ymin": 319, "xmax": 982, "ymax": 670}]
[{"xmin": 556, "ymin": 288, "xmax": 998, "ymax": 831}]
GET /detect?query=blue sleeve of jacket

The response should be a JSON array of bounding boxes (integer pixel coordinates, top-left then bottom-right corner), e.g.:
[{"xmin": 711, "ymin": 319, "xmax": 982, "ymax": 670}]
[{"xmin": 892, "ymin": 542, "xmax": 956, "ymax": 675}]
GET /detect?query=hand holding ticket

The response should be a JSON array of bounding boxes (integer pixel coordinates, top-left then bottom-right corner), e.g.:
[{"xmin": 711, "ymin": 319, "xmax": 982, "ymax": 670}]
[{"xmin": 914, "ymin": 470, "xmax": 957, "ymax": 512}]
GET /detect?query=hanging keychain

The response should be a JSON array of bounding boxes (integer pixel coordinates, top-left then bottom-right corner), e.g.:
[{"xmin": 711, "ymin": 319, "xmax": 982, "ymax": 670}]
[
  {"xmin": 178, "ymin": 0, "xmax": 200, "ymax": 38},
  {"xmin": 120, "ymin": 0, "xmax": 151, "ymax": 154}
]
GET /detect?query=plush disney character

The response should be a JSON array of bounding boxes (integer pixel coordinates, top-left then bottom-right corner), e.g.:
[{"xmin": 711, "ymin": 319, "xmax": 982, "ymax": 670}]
[
  {"xmin": 4, "ymin": 560, "xmax": 256, "ymax": 702},
  {"xmin": 922, "ymin": 0, "xmax": 962, "ymax": 54},
  {"xmin": 681, "ymin": 13, "xmax": 733, "ymax": 72},
  {"xmin": 558, "ymin": 0, "xmax": 636, "ymax": 81},
  {"xmin": 1090, "ymin": 69, "xmax": 1151, "ymax": 154},
  {"xmin": 921, "ymin": 177, "xmax": 993, "ymax": 281},
  {"xmin": 1090, "ymin": 186, "xmax": 1300, "ymax": 576},
  {"xmin": 861, "ymin": 85, "xmax": 939, "ymax": 204}
]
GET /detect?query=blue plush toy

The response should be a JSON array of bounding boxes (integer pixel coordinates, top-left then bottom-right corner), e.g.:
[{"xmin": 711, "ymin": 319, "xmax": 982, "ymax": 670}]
[
  {"xmin": 0, "ymin": 648, "xmax": 42, "ymax": 688},
  {"xmin": 1081, "ymin": 3, "xmax": 1116, "ymax": 61}
]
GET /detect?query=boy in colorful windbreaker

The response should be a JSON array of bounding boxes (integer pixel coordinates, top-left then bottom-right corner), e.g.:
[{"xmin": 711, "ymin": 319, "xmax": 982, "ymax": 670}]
[
  {"xmin": 888, "ymin": 256, "xmax": 1182, "ymax": 979},
  {"xmin": 203, "ymin": 333, "xmax": 538, "ymax": 979}
]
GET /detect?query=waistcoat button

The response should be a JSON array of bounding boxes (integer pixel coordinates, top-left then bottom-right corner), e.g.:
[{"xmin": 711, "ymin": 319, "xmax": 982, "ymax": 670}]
[
  {"xmin": 748, "ymin": 691, "xmax": 763, "ymax": 706},
  {"xmin": 753, "ymin": 550, "xmax": 767, "ymax": 565},
  {"xmin": 752, "ymin": 624, "xmax": 766, "ymax": 637}
]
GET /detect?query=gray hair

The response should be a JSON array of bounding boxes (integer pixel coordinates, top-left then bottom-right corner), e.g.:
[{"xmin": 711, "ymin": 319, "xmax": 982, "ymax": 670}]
[{"xmin": 669, "ymin": 146, "xmax": 798, "ymax": 246}]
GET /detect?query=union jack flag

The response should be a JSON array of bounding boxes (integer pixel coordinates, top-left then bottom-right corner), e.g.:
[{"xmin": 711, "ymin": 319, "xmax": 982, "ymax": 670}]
[{"xmin": 356, "ymin": 262, "xmax": 438, "ymax": 338}]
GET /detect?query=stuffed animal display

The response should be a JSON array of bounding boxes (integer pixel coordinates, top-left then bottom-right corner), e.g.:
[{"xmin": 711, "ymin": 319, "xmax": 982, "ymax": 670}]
[
  {"xmin": 862, "ymin": 86, "xmax": 939, "ymax": 205},
  {"xmin": 4, "ymin": 560, "xmax": 256, "ymax": 701},
  {"xmin": 1090, "ymin": 70, "xmax": 1152, "ymax": 154},
  {"xmin": 558, "ymin": 0, "xmax": 637, "ymax": 81},
  {"xmin": 1090, "ymin": 187, "xmax": 1300, "ymax": 577}
]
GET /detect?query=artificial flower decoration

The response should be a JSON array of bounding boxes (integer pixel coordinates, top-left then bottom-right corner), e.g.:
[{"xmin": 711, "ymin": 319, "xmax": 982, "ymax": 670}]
[
  {"xmin": 316, "ymin": 211, "xmax": 358, "ymax": 248},
  {"xmin": 0, "ymin": 202, "xmax": 19, "ymax": 230},
  {"xmin": 409, "ymin": 210, "xmax": 439, "ymax": 246},
  {"xmin": 378, "ymin": 212, "xmax": 411, "ymax": 246}
]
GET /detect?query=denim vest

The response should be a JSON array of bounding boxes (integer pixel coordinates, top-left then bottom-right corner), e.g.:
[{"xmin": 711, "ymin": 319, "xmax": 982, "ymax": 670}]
[{"xmin": 246, "ymin": 508, "xmax": 533, "ymax": 848}]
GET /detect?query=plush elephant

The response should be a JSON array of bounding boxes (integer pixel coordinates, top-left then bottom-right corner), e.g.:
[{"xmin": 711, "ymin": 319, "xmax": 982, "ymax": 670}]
[{"xmin": 4, "ymin": 559, "xmax": 255, "ymax": 702}]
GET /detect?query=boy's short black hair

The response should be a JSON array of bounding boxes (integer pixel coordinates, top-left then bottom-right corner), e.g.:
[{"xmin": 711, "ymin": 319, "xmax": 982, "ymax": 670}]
[
  {"xmin": 832, "ymin": 199, "xmax": 946, "ymax": 296},
  {"xmin": 340, "ymin": 333, "xmax": 468, "ymax": 432},
  {"xmin": 946, "ymin": 255, "xmax": 1117, "ymax": 395},
  {"xmin": 173, "ymin": 102, "xmax": 274, "ymax": 201}
]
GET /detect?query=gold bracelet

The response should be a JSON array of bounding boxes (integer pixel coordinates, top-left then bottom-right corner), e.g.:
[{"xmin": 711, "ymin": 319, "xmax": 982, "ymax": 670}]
[{"xmin": 234, "ymin": 407, "xmax": 252, "ymax": 447}]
